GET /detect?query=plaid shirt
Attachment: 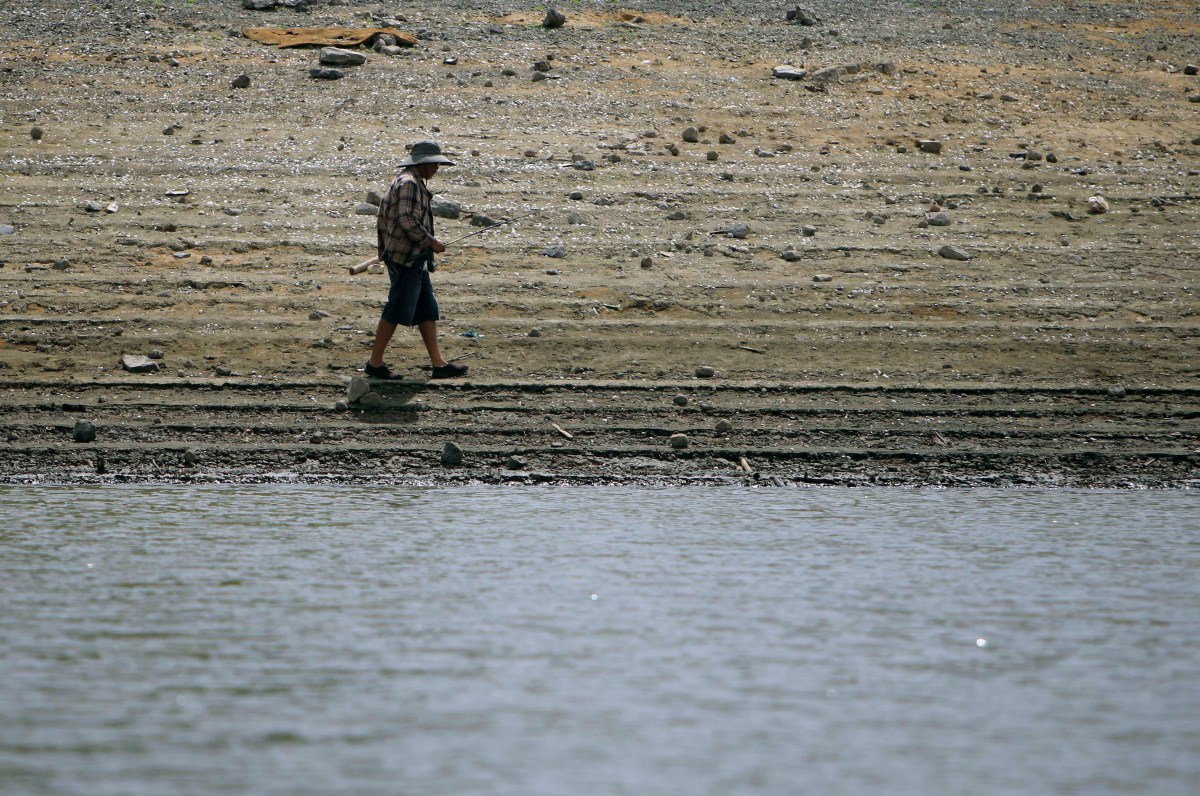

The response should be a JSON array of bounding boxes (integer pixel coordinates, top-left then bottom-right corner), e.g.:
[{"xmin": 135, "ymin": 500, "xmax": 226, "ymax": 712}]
[{"xmin": 377, "ymin": 168, "xmax": 435, "ymax": 269}]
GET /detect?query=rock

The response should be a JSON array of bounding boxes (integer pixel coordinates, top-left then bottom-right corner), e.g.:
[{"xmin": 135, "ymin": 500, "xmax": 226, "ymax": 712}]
[
  {"xmin": 231, "ymin": 74, "xmax": 251, "ymax": 89},
  {"xmin": 73, "ymin": 419, "xmax": 97, "ymax": 443},
  {"xmin": 532, "ymin": 59, "xmax": 552, "ymax": 73},
  {"xmin": 543, "ymin": 242, "xmax": 567, "ymax": 258},
  {"xmin": 542, "ymin": 9, "xmax": 566, "ymax": 29},
  {"xmin": 147, "ymin": 349, "xmax": 165, "ymax": 360},
  {"xmin": 813, "ymin": 273, "xmax": 833, "ymax": 282},
  {"xmin": 471, "ymin": 214, "xmax": 497, "ymax": 228},
  {"xmin": 1088, "ymin": 195, "xmax": 1110, "ymax": 214},
  {"xmin": 1184, "ymin": 65, "xmax": 1199, "ymax": 76},
  {"xmin": 309, "ymin": 68, "xmax": 345, "ymax": 81},
  {"xmin": 571, "ymin": 159, "xmax": 595, "ymax": 171},
  {"xmin": 808, "ymin": 65, "xmax": 847, "ymax": 83},
  {"xmin": 772, "ymin": 66, "xmax": 808, "ymax": 81},
  {"xmin": 528, "ymin": 328, "xmax": 542, "ymax": 337},
  {"xmin": 1108, "ymin": 386, "xmax": 1127, "ymax": 398},
  {"xmin": 30, "ymin": 126, "xmax": 43, "ymax": 141},
  {"xmin": 754, "ymin": 147, "xmax": 775, "ymax": 158},
  {"xmin": 786, "ymin": 7, "xmax": 819, "ymax": 25},
  {"xmin": 666, "ymin": 210, "xmax": 689, "ymax": 221},
  {"xmin": 1189, "ymin": 95, "xmax": 1200, "ymax": 104},
  {"xmin": 505, "ymin": 454, "xmax": 528, "ymax": 470},
  {"xmin": 352, "ymin": 391, "xmax": 380, "ymax": 409},
  {"xmin": 673, "ymin": 395, "xmax": 689, "ymax": 406},
  {"xmin": 781, "ymin": 245, "xmax": 802, "ymax": 262},
  {"xmin": 309, "ymin": 310, "xmax": 330, "ymax": 321},
  {"xmin": 183, "ymin": 449, "xmax": 199, "ymax": 466},
  {"xmin": 695, "ymin": 365, "xmax": 716, "ymax": 378},
  {"xmin": 243, "ymin": 0, "xmax": 277, "ymax": 8},
  {"xmin": 566, "ymin": 211, "xmax": 586, "ymax": 225},
  {"xmin": 641, "ymin": 256, "xmax": 654, "ymax": 269},
  {"xmin": 379, "ymin": 45, "xmax": 404, "ymax": 56},
  {"xmin": 441, "ymin": 441, "xmax": 464, "ymax": 466},
  {"xmin": 874, "ymin": 61, "xmax": 897, "ymax": 75},
  {"xmin": 713, "ymin": 222, "xmax": 750, "ymax": 239},
  {"xmin": 365, "ymin": 188, "xmax": 384, "ymax": 205},
  {"xmin": 51, "ymin": 258, "xmax": 71, "ymax": 271},
  {"xmin": 568, "ymin": 190, "xmax": 584, "ymax": 201},
  {"xmin": 347, "ymin": 376, "xmax": 370, "ymax": 403},
  {"xmin": 801, "ymin": 224, "xmax": 817, "ymax": 237},
  {"xmin": 320, "ymin": 48, "xmax": 366, "ymax": 67},
  {"xmin": 706, "ymin": 150, "xmax": 719, "ymax": 161},
  {"xmin": 682, "ymin": 126, "xmax": 700, "ymax": 143},
  {"xmin": 214, "ymin": 365, "xmax": 233, "ymax": 377},
  {"xmin": 669, "ymin": 433, "xmax": 689, "ymax": 449},
  {"xmin": 917, "ymin": 139, "xmax": 943, "ymax": 154},
  {"xmin": 715, "ymin": 418, "xmax": 734, "ymax": 432},
  {"xmin": 121, "ymin": 354, "xmax": 160, "ymax": 373},
  {"xmin": 431, "ymin": 195, "xmax": 462, "ymax": 218},
  {"xmin": 938, "ymin": 244, "xmax": 973, "ymax": 261},
  {"xmin": 0, "ymin": 225, "xmax": 14, "ymax": 236},
  {"xmin": 354, "ymin": 203, "xmax": 379, "ymax": 216},
  {"xmin": 925, "ymin": 211, "xmax": 952, "ymax": 226}
]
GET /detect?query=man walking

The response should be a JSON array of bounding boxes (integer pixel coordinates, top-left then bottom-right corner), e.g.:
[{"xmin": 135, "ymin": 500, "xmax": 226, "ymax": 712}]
[{"xmin": 365, "ymin": 139, "xmax": 467, "ymax": 380}]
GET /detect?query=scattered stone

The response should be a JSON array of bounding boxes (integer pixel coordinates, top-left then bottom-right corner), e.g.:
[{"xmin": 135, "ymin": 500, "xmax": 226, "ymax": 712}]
[
  {"xmin": 1185, "ymin": 65, "xmax": 1199, "ymax": 76},
  {"xmin": 358, "ymin": 391, "xmax": 384, "ymax": 409},
  {"xmin": 0, "ymin": 225, "xmax": 14, "ymax": 236},
  {"xmin": 673, "ymin": 395, "xmax": 689, "ymax": 407},
  {"xmin": 571, "ymin": 159, "xmax": 595, "ymax": 171},
  {"xmin": 1000, "ymin": 93, "xmax": 1018, "ymax": 102},
  {"xmin": 365, "ymin": 189, "xmax": 384, "ymax": 205},
  {"xmin": 441, "ymin": 441, "xmax": 464, "ymax": 466},
  {"xmin": 641, "ymin": 256, "xmax": 654, "ymax": 269},
  {"xmin": 543, "ymin": 242, "xmax": 567, "ymax": 258},
  {"xmin": 505, "ymin": 454, "xmax": 528, "ymax": 470},
  {"xmin": 925, "ymin": 211, "xmax": 952, "ymax": 226},
  {"xmin": 715, "ymin": 418, "xmax": 734, "ymax": 432},
  {"xmin": 1051, "ymin": 209, "xmax": 1082, "ymax": 222},
  {"xmin": 73, "ymin": 419, "xmax": 97, "ymax": 443},
  {"xmin": 85, "ymin": 201, "xmax": 104, "ymax": 213},
  {"xmin": 532, "ymin": 59, "xmax": 552, "ymax": 72},
  {"xmin": 31, "ymin": 126, "xmax": 43, "ymax": 141},
  {"xmin": 938, "ymin": 244, "xmax": 973, "ymax": 261},
  {"xmin": 682, "ymin": 126, "xmax": 700, "ymax": 143},
  {"xmin": 121, "ymin": 354, "xmax": 160, "ymax": 373},
  {"xmin": 706, "ymin": 150, "xmax": 719, "ymax": 161},
  {"xmin": 431, "ymin": 195, "xmax": 462, "ymax": 218},
  {"xmin": 320, "ymin": 48, "xmax": 366, "ymax": 67},
  {"xmin": 51, "ymin": 258, "xmax": 71, "ymax": 271},
  {"xmin": 754, "ymin": 147, "xmax": 775, "ymax": 158},
  {"xmin": 695, "ymin": 365, "xmax": 716, "ymax": 378},
  {"xmin": 1108, "ymin": 386, "xmax": 1127, "ymax": 398},
  {"xmin": 813, "ymin": 273, "xmax": 833, "ymax": 282},
  {"xmin": 183, "ymin": 449, "xmax": 199, "ymax": 466},
  {"xmin": 772, "ymin": 66, "xmax": 808, "ymax": 81},
  {"xmin": 347, "ymin": 376, "xmax": 370, "ymax": 402},
  {"xmin": 147, "ymin": 349, "xmax": 165, "ymax": 360},
  {"xmin": 801, "ymin": 224, "xmax": 817, "ymax": 237},
  {"xmin": 781, "ymin": 244, "xmax": 802, "ymax": 262},
  {"xmin": 568, "ymin": 190, "xmax": 584, "ymax": 200},
  {"xmin": 917, "ymin": 139, "xmax": 943, "ymax": 154},
  {"xmin": 309, "ymin": 68, "xmax": 345, "ymax": 80},
  {"xmin": 354, "ymin": 203, "xmax": 379, "ymax": 216},
  {"xmin": 309, "ymin": 310, "xmax": 330, "ymax": 320},
  {"xmin": 214, "ymin": 365, "xmax": 234, "ymax": 377},
  {"xmin": 666, "ymin": 210, "xmax": 689, "ymax": 221},
  {"xmin": 566, "ymin": 211, "xmax": 586, "ymax": 225},
  {"xmin": 173, "ymin": 251, "xmax": 191, "ymax": 259},
  {"xmin": 1088, "ymin": 195, "xmax": 1110, "ymax": 214},
  {"xmin": 543, "ymin": 9, "xmax": 566, "ymax": 29},
  {"xmin": 231, "ymin": 74, "xmax": 251, "ymax": 89},
  {"xmin": 669, "ymin": 433, "xmax": 689, "ymax": 449},
  {"xmin": 243, "ymin": 0, "xmax": 277, "ymax": 9},
  {"xmin": 528, "ymin": 328, "xmax": 542, "ymax": 337}
]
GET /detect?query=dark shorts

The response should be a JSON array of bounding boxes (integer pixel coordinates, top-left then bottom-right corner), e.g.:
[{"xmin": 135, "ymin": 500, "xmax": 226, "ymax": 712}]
[{"xmin": 381, "ymin": 261, "xmax": 439, "ymax": 327}]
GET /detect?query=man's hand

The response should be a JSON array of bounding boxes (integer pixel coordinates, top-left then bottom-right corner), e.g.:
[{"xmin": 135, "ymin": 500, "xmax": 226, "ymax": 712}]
[{"xmin": 430, "ymin": 239, "xmax": 447, "ymax": 254}]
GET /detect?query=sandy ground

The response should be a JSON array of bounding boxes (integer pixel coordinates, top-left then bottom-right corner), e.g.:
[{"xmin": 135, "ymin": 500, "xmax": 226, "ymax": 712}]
[{"xmin": 0, "ymin": 0, "xmax": 1197, "ymax": 486}]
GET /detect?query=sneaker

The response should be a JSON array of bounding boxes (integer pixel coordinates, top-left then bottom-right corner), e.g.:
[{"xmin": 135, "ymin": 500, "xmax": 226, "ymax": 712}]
[
  {"xmin": 363, "ymin": 362, "xmax": 404, "ymax": 381},
  {"xmin": 431, "ymin": 362, "xmax": 468, "ymax": 379}
]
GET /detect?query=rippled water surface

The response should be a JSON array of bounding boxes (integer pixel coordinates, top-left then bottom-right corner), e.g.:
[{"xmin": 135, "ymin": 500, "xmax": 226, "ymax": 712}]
[{"xmin": 2, "ymin": 486, "xmax": 1198, "ymax": 795}]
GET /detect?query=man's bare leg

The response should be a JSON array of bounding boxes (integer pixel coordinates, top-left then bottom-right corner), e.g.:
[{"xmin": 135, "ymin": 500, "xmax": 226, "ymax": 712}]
[
  {"xmin": 418, "ymin": 319, "xmax": 448, "ymax": 367},
  {"xmin": 368, "ymin": 318, "xmax": 397, "ymax": 367}
]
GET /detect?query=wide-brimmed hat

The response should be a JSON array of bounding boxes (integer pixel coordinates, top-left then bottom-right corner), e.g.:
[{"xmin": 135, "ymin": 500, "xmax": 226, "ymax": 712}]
[{"xmin": 399, "ymin": 140, "xmax": 456, "ymax": 167}]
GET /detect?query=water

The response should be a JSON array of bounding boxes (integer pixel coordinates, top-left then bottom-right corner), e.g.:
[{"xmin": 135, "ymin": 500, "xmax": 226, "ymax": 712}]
[{"xmin": 1, "ymin": 486, "xmax": 1198, "ymax": 796}]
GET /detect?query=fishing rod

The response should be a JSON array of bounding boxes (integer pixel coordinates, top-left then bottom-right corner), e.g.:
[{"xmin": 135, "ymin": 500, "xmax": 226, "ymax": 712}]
[{"xmin": 347, "ymin": 213, "xmax": 530, "ymax": 275}]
